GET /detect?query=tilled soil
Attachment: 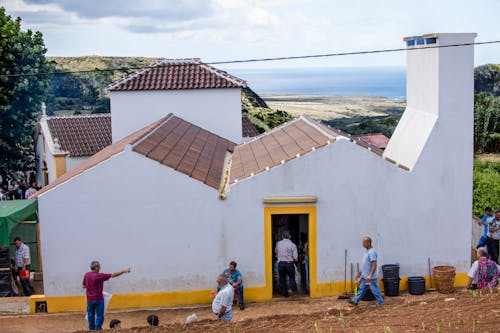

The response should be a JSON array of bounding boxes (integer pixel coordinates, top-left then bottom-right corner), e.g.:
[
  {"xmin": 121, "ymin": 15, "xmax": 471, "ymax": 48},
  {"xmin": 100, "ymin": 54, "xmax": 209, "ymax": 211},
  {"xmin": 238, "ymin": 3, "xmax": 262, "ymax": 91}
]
[{"xmin": 1, "ymin": 289, "xmax": 499, "ymax": 333}]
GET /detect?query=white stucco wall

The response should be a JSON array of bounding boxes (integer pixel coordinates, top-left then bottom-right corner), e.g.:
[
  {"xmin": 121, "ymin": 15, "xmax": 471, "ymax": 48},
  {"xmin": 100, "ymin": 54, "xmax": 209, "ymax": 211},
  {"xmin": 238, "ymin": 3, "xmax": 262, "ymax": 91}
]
[
  {"xmin": 226, "ymin": 135, "xmax": 471, "ymax": 283},
  {"xmin": 110, "ymin": 88, "xmax": 242, "ymax": 143},
  {"xmin": 38, "ymin": 150, "xmax": 265, "ymax": 297},
  {"xmin": 35, "ymin": 125, "xmax": 57, "ymax": 187},
  {"xmin": 37, "ymin": 33, "xmax": 475, "ymax": 300}
]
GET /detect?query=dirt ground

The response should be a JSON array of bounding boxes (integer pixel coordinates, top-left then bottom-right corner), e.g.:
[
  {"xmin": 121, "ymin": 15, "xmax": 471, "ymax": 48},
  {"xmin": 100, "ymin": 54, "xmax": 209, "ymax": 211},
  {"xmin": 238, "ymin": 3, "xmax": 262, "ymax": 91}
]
[{"xmin": 1, "ymin": 288, "xmax": 499, "ymax": 333}]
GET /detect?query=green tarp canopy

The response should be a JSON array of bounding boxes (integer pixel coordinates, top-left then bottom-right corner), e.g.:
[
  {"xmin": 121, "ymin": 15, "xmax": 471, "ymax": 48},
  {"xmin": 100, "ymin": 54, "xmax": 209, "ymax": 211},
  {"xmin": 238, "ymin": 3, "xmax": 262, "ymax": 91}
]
[{"xmin": 0, "ymin": 199, "xmax": 38, "ymax": 246}]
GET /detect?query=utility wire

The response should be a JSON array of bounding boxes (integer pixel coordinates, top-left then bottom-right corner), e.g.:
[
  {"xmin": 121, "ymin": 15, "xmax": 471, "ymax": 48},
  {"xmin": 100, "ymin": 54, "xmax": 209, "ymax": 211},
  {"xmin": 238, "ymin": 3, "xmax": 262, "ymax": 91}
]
[{"xmin": 0, "ymin": 40, "xmax": 498, "ymax": 78}]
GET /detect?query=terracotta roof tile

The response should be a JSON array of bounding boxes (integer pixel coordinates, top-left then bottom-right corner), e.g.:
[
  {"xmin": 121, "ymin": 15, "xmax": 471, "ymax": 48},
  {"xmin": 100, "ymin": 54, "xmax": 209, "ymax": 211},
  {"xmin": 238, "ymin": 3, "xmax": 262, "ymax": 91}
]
[
  {"xmin": 32, "ymin": 115, "xmax": 170, "ymax": 198},
  {"xmin": 133, "ymin": 115, "xmax": 236, "ymax": 189},
  {"xmin": 45, "ymin": 114, "xmax": 111, "ymax": 157},
  {"xmin": 109, "ymin": 59, "xmax": 246, "ymax": 91},
  {"xmin": 242, "ymin": 116, "xmax": 260, "ymax": 138},
  {"xmin": 231, "ymin": 116, "xmax": 338, "ymax": 182},
  {"xmin": 353, "ymin": 133, "xmax": 390, "ymax": 149}
]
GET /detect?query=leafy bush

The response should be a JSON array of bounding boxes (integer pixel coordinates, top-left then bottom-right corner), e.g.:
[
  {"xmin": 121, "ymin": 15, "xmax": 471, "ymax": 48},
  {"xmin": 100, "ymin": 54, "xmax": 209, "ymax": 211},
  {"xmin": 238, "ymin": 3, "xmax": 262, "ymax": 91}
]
[
  {"xmin": 473, "ymin": 159, "xmax": 500, "ymax": 217},
  {"xmin": 474, "ymin": 93, "xmax": 500, "ymax": 153}
]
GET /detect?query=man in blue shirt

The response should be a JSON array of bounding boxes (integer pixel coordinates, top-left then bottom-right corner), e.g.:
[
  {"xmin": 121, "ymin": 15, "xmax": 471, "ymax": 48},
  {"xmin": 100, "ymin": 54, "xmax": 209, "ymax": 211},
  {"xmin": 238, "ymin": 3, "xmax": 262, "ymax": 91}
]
[
  {"xmin": 477, "ymin": 207, "xmax": 494, "ymax": 249},
  {"xmin": 348, "ymin": 236, "xmax": 384, "ymax": 306},
  {"xmin": 222, "ymin": 261, "xmax": 244, "ymax": 310}
]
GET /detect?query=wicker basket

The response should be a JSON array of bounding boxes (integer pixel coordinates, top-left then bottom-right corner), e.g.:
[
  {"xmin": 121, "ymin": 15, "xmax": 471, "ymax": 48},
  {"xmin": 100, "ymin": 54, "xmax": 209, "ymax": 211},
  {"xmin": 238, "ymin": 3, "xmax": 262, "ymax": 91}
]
[{"xmin": 432, "ymin": 266, "xmax": 456, "ymax": 293}]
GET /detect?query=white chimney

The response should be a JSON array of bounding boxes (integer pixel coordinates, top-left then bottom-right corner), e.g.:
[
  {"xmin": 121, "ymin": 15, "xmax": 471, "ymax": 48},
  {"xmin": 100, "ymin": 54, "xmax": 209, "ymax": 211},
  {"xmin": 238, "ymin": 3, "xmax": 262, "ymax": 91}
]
[{"xmin": 383, "ymin": 33, "xmax": 477, "ymax": 170}]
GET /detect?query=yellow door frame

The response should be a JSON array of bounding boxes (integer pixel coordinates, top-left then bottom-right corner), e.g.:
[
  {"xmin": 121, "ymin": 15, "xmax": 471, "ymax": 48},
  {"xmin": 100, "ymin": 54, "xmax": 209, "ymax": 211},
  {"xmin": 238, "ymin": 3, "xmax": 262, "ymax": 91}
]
[{"xmin": 264, "ymin": 205, "xmax": 317, "ymax": 298}]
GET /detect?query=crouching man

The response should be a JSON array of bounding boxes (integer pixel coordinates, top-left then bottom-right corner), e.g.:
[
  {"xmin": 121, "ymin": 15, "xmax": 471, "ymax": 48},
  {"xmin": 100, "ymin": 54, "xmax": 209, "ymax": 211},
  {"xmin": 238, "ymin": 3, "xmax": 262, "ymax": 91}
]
[{"xmin": 212, "ymin": 274, "xmax": 234, "ymax": 321}]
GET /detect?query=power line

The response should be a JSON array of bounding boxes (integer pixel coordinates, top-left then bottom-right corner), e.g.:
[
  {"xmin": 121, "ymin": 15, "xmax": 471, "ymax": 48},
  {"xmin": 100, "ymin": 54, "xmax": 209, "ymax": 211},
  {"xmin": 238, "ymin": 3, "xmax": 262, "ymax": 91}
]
[{"xmin": 0, "ymin": 40, "xmax": 498, "ymax": 78}]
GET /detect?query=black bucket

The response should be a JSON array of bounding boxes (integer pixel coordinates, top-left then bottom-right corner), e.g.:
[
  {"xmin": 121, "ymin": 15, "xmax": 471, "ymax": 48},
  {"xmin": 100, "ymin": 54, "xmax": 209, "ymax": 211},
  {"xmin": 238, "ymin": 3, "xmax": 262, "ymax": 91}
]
[
  {"xmin": 408, "ymin": 276, "xmax": 426, "ymax": 295},
  {"xmin": 382, "ymin": 264, "xmax": 400, "ymax": 279},
  {"xmin": 382, "ymin": 278, "xmax": 400, "ymax": 297},
  {"xmin": 361, "ymin": 287, "xmax": 375, "ymax": 301}
]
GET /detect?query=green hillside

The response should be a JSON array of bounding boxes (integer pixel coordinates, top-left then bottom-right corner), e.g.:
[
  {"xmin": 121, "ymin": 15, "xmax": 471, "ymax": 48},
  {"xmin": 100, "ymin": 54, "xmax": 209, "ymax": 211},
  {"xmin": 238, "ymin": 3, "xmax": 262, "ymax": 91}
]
[{"xmin": 46, "ymin": 56, "xmax": 291, "ymax": 130}]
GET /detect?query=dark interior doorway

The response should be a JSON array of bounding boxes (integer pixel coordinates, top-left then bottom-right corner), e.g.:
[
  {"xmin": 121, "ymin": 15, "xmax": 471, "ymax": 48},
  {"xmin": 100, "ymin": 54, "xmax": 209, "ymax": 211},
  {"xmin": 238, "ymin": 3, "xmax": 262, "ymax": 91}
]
[{"xmin": 271, "ymin": 214, "xmax": 309, "ymax": 297}]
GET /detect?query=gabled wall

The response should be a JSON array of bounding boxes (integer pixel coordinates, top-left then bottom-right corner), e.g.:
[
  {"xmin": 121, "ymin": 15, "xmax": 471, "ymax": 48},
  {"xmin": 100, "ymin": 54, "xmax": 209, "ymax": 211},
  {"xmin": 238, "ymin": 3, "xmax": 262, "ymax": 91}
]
[
  {"xmin": 37, "ymin": 149, "xmax": 266, "ymax": 299},
  {"xmin": 110, "ymin": 88, "xmax": 242, "ymax": 143}
]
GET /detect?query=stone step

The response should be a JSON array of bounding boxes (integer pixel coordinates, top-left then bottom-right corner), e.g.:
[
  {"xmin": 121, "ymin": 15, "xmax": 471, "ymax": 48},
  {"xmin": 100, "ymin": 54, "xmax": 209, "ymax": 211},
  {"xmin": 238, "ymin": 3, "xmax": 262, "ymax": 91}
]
[{"xmin": 0, "ymin": 297, "xmax": 30, "ymax": 315}]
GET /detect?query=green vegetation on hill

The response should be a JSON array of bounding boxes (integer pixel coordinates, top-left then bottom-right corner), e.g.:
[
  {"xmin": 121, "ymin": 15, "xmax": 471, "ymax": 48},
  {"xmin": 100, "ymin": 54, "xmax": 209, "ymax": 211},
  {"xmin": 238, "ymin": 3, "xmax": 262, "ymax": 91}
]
[
  {"xmin": 46, "ymin": 57, "xmax": 292, "ymax": 131},
  {"xmin": 475, "ymin": 64, "xmax": 500, "ymax": 96},
  {"xmin": 473, "ymin": 159, "xmax": 500, "ymax": 217},
  {"xmin": 46, "ymin": 56, "xmax": 157, "ymax": 114}
]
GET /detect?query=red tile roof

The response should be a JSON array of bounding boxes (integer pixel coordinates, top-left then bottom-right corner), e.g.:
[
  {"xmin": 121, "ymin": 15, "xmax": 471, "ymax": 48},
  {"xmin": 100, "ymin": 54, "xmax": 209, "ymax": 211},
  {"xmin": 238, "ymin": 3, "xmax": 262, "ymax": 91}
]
[
  {"xmin": 32, "ymin": 115, "xmax": 169, "ymax": 198},
  {"xmin": 242, "ymin": 116, "xmax": 260, "ymax": 138},
  {"xmin": 231, "ymin": 116, "xmax": 339, "ymax": 182},
  {"xmin": 353, "ymin": 133, "xmax": 390, "ymax": 150},
  {"xmin": 108, "ymin": 58, "xmax": 246, "ymax": 91},
  {"xmin": 45, "ymin": 114, "xmax": 112, "ymax": 157},
  {"xmin": 133, "ymin": 115, "xmax": 236, "ymax": 189}
]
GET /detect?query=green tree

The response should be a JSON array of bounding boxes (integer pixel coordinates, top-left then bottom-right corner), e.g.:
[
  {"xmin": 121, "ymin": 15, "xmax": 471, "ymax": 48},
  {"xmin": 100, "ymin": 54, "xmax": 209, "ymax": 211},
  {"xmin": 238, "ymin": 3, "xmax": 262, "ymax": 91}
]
[
  {"xmin": 0, "ymin": 7, "xmax": 51, "ymax": 177},
  {"xmin": 474, "ymin": 93, "xmax": 500, "ymax": 153}
]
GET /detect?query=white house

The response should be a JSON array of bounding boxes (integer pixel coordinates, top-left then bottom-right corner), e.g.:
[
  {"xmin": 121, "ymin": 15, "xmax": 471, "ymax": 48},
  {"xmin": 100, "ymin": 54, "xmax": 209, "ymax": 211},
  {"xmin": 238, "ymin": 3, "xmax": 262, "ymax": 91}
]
[
  {"xmin": 32, "ymin": 33, "xmax": 476, "ymax": 313},
  {"xmin": 109, "ymin": 58, "xmax": 246, "ymax": 143},
  {"xmin": 34, "ymin": 112, "xmax": 111, "ymax": 186}
]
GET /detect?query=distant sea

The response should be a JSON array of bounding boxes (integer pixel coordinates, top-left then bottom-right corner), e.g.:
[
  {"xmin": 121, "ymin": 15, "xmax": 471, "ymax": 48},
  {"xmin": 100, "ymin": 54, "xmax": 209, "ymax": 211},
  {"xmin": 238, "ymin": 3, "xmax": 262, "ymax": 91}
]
[{"xmin": 229, "ymin": 67, "xmax": 407, "ymax": 100}]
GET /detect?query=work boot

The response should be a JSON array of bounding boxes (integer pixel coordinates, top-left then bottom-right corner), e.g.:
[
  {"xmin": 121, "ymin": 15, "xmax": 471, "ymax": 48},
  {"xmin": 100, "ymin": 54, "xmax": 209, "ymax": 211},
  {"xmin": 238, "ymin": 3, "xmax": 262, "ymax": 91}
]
[{"xmin": 347, "ymin": 299, "xmax": 357, "ymax": 306}]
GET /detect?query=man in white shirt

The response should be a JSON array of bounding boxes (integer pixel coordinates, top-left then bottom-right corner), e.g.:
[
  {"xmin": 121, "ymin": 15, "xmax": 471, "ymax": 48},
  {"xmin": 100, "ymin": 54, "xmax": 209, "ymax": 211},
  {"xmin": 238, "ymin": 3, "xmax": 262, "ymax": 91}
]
[
  {"xmin": 14, "ymin": 236, "xmax": 35, "ymax": 296},
  {"xmin": 212, "ymin": 274, "xmax": 234, "ymax": 321},
  {"xmin": 275, "ymin": 230, "xmax": 298, "ymax": 297}
]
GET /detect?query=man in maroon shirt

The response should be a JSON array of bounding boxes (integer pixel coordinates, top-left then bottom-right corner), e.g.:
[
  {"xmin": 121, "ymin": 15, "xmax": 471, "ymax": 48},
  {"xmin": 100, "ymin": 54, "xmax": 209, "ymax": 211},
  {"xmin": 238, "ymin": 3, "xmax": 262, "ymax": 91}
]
[{"xmin": 83, "ymin": 261, "xmax": 130, "ymax": 331}]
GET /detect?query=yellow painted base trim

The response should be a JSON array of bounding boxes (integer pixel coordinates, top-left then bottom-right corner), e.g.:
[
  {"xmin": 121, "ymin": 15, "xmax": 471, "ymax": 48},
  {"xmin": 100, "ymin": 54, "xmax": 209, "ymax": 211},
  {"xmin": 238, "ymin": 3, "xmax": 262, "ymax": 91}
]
[
  {"xmin": 31, "ymin": 286, "xmax": 272, "ymax": 313},
  {"xmin": 313, "ymin": 272, "xmax": 469, "ymax": 298},
  {"xmin": 31, "ymin": 273, "xmax": 468, "ymax": 313}
]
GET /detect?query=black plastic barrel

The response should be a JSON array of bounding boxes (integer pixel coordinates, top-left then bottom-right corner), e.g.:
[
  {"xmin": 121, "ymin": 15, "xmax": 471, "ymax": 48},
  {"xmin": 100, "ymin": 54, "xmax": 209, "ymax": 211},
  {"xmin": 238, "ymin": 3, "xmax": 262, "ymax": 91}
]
[
  {"xmin": 382, "ymin": 278, "xmax": 400, "ymax": 296},
  {"xmin": 382, "ymin": 264, "xmax": 400, "ymax": 279},
  {"xmin": 361, "ymin": 288, "xmax": 375, "ymax": 301},
  {"xmin": 408, "ymin": 276, "xmax": 426, "ymax": 295}
]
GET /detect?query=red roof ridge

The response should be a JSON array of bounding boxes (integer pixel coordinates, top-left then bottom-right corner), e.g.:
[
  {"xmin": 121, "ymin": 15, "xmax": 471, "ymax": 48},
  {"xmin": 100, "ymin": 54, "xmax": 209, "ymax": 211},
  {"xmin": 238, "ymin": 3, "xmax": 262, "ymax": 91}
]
[
  {"xmin": 46, "ymin": 113, "xmax": 111, "ymax": 120},
  {"xmin": 107, "ymin": 58, "xmax": 246, "ymax": 91}
]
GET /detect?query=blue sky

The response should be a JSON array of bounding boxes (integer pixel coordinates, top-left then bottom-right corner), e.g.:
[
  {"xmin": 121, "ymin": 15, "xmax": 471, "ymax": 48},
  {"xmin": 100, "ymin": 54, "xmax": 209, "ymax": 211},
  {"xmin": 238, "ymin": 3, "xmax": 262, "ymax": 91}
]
[{"xmin": 1, "ymin": 0, "xmax": 498, "ymax": 68}]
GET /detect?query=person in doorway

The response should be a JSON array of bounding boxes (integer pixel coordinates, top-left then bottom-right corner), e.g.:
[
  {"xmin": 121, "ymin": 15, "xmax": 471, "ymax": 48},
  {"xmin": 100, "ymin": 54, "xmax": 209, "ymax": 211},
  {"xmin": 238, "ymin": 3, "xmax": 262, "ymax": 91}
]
[
  {"xmin": 275, "ymin": 230, "xmax": 298, "ymax": 297},
  {"xmin": 348, "ymin": 236, "xmax": 384, "ymax": 306},
  {"xmin": 467, "ymin": 247, "xmax": 499, "ymax": 290},
  {"xmin": 212, "ymin": 274, "xmax": 234, "ymax": 321},
  {"xmin": 486, "ymin": 209, "xmax": 500, "ymax": 263},
  {"xmin": 109, "ymin": 319, "xmax": 121, "ymax": 329},
  {"xmin": 83, "ymin": 261, "xmax": 130, "ymax": 331},
  {"xmin": 14, "ymin": 236, "xmax": 35, "ymax": 296},
  {"xmin": 222, "ymin": 261, "xmax": 245, "ymax": 310}
]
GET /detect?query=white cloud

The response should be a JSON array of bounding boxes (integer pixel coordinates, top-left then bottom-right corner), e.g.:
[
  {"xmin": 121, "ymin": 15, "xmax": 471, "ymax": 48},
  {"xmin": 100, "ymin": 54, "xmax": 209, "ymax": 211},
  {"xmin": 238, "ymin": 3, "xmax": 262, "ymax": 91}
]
[{"xmin": 0, "ymin": 0, "xmax": 497, "ymax": 67}]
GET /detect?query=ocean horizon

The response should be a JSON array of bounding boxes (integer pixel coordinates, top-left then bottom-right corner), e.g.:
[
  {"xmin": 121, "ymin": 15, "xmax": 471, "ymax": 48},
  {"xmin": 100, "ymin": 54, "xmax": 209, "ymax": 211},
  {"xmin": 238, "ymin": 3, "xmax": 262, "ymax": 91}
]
[{"xmin": 229, "ymin": 67, "xmax": 407, "ymax": 100}]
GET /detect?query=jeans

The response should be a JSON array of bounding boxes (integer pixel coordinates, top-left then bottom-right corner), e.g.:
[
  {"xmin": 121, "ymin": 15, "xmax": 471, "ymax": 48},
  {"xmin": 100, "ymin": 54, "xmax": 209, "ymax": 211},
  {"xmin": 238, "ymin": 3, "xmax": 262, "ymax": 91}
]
[
  {"xmin": 352, "ymin": 278, "xmax": 384, "ymax": 305},
  {"xmin": 304, "ymin": 255, "xmax": 309, "ymax": 290},
  {"xmin": 278, "ymin": 262, "xmax": 297, "ymax": 297},
  {"xmin": 17, "ymin": 265, "xmax": 35, "ymax": 296},
  {"xmin": 486, "ymin": 237, "xmax": 499, "ymax": 263},
  {"xmin": 235, "ymin": 284, "xmax": 244, "ymax": 305},
  {"xmin": 87, "ymin": 300, "xmax": 105, "ymax": 330}
]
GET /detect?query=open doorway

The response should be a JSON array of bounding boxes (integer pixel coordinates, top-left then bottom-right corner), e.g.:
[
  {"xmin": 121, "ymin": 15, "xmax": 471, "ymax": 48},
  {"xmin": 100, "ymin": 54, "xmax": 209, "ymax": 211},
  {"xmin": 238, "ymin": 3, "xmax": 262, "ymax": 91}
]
[{"xmin": 271, "ymin": 214, "xmax": 309, "ymax": 297}]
